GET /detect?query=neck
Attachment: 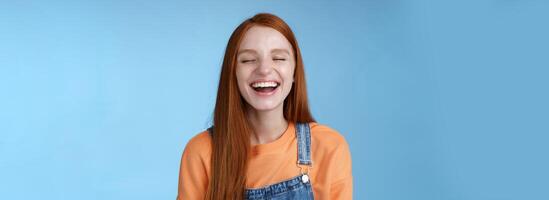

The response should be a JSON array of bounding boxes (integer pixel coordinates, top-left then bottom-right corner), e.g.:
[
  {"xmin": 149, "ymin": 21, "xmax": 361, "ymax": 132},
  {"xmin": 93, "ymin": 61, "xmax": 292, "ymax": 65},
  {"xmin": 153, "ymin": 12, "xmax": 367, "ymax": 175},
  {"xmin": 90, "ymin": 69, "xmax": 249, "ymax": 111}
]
[{"xmin": 246, "ymin": 105, "xmax": 288, "ymax": 145}]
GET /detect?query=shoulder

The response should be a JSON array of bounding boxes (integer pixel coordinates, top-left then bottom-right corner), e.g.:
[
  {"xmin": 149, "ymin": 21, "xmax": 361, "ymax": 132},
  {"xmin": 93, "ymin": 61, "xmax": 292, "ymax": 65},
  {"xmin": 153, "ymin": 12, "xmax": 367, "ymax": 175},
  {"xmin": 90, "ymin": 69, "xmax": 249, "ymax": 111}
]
[
  {"xmin": 182, "ymin": 130, "xmax": 212, "ymax": 158},
  {"xmin": 308, "ymin": 122, "xmax": 349, "ymax": 151},
  {"xmin": 308, "ymin": 122, "xmax": 353, "ymax": 182}
]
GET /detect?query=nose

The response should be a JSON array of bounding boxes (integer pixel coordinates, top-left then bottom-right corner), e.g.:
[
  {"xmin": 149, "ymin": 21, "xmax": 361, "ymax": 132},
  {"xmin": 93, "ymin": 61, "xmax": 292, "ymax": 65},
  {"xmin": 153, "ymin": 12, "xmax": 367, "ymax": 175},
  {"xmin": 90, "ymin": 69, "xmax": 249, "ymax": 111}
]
[{"xmin": 256, "ymin": 57, "xmax": 274, "ymax": 75}]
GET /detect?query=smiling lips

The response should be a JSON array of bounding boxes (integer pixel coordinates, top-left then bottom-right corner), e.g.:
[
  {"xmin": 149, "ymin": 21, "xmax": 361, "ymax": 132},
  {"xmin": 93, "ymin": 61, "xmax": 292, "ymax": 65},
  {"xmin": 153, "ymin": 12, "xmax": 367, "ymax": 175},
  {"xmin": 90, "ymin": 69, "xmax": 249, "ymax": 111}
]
[{"xmin": 250, "ymin": 81, "xmax": 280, "ymax": 95}]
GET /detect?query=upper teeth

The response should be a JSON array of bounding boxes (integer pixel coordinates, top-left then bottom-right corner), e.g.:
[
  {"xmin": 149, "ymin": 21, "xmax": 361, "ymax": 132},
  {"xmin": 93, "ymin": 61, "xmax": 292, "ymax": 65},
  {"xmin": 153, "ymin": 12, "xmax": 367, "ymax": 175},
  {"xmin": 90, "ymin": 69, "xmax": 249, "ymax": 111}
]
[{"xmin": 252, "ymin": 81, "xmax": 278, "ymax": 88}]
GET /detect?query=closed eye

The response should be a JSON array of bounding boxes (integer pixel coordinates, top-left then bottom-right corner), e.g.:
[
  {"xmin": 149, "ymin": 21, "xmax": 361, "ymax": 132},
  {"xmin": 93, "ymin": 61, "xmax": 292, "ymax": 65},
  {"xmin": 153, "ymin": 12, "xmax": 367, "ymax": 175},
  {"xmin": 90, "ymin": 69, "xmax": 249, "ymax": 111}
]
[
  {"xmin": 273, "ymin": 58, "xmax": 286, "ymax": 61},
  {"xmin": 241, "ymin": 59, "xmax": 256, "ymax": 63}
]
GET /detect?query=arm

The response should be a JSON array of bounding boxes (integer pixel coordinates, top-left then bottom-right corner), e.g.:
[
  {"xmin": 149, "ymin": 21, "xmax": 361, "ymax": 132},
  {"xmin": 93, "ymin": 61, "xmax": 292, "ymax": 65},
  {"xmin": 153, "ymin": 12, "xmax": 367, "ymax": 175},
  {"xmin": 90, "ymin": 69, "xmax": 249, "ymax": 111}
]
[
  {"xmin": 330, "ymin": 140, "xmax": 353, "ymax": 199},
  {"xmin": 176, "ymin": 134, "xmax": 210, "ymax": 200}
]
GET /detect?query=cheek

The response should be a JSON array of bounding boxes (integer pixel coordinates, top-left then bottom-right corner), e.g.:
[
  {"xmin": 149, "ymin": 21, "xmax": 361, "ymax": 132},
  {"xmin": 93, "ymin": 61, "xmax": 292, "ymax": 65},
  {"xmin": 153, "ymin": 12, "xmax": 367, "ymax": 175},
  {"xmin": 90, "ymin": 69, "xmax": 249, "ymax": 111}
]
[
  {"xmin": 235, "ymin": 67, "xmax": 248, "ymax": 94},
  {"xmin": 235, "ymin": 65, "xmax": 248, "ymax": 84},
  {"xmin": 280, "ymin": 63, "xmax": 295, "ymax": 83}
]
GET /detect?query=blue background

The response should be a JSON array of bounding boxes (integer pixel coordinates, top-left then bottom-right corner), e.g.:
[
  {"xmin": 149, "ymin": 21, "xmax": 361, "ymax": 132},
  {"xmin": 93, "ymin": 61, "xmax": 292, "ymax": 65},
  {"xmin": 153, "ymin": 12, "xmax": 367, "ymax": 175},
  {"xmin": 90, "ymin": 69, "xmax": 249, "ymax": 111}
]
[{"xmin": 1, "ymin": 0, "xmax": 548, "ymax": 199}]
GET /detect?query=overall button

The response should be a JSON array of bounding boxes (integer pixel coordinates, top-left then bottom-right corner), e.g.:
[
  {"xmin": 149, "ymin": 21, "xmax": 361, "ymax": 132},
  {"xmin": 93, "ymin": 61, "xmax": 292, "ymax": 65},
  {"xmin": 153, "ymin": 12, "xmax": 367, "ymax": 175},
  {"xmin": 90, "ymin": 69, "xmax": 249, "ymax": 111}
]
[{"xmin": 301, "ymin": 174, "xmax": 309, "ymax": 183}]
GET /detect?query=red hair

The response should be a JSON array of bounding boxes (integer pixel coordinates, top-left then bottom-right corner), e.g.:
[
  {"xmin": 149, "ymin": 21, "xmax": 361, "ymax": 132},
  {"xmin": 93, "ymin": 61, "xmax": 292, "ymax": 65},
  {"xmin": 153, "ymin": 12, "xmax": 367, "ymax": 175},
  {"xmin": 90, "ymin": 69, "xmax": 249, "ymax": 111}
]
[{"xmin": 206, "ymin": 13, "xmax": 315, "ymax": 199}]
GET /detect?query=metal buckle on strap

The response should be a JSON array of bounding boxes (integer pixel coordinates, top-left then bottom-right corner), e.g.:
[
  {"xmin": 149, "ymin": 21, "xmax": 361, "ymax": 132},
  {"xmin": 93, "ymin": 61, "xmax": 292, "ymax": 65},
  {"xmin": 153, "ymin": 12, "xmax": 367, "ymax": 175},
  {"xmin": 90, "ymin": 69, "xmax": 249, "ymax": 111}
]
[
  {"xmin": 297, "ymin": 163, "xmax": 312, "ymax": 183},
  {"xmin": 297, "ymin": 162, "xmax": 312, "ymax": 174}
]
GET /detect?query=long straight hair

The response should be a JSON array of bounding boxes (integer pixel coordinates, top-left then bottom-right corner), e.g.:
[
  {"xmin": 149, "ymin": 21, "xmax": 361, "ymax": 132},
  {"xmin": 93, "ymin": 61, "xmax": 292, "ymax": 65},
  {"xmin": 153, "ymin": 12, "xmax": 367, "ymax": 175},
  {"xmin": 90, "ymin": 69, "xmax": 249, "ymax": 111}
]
[{"xmin": 206, "ymin": 13, "xmax": 315, "ymax": 199}]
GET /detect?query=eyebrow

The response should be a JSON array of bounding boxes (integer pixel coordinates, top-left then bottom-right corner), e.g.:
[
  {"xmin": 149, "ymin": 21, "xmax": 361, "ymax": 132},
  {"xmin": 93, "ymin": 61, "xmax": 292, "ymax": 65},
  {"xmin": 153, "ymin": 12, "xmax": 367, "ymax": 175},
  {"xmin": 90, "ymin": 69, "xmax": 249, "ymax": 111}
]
[
  {"xmin": 237, "ymin": 48, "xmax": 291, "ymax": 55},
  {"xmin": 237, "ymin": 49, "xmax": 257, "ymax": 55},
  {"xmin": 271, "ymin": 48, "xmax": 291, "ymax": 55}
]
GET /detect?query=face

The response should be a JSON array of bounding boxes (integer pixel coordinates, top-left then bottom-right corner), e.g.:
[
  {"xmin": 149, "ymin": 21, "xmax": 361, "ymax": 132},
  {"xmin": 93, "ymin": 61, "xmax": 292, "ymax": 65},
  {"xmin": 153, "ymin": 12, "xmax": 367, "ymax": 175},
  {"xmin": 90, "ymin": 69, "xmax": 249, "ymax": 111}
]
[{"xmin": 236, "ymin": 26, "xmax": 295, "ymax": 112}]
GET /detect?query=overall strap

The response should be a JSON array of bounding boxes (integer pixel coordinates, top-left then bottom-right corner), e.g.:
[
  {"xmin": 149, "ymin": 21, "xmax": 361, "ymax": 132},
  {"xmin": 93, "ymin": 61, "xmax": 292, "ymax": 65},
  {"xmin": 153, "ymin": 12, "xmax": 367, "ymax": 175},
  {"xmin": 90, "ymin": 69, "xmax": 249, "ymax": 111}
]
[{"xmin": 295, "ymin": 122, "xmax": 312, "ymax": 166}]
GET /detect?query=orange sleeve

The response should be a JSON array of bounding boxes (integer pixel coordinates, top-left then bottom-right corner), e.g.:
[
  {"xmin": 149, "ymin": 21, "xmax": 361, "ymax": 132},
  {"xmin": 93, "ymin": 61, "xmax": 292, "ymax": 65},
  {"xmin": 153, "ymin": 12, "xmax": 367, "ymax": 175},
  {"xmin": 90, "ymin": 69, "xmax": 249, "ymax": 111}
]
[
  {"xmin": 177, "ymin": 133, "xmax": 210, "ymax": 200},
  {"xmin": 330, "ymin": 136, "xmax": 353, "ymax": 199}
]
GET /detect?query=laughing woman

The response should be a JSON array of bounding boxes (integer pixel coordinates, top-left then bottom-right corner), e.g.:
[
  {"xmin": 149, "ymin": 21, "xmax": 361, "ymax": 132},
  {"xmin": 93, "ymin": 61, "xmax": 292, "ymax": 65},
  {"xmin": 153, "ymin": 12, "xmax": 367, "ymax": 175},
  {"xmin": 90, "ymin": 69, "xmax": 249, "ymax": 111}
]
[{"xmin": 177, "ymin": 13, "xmax": 353, "ymax": 200}]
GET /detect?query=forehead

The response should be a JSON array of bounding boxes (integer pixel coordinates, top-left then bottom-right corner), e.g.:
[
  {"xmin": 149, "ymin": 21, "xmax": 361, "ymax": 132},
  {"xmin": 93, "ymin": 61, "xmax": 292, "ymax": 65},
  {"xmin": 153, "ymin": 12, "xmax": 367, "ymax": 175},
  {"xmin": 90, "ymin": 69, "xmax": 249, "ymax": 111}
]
[{"xmin": 238, "ymin": 26, "xmax": 293, "ymax": 53}]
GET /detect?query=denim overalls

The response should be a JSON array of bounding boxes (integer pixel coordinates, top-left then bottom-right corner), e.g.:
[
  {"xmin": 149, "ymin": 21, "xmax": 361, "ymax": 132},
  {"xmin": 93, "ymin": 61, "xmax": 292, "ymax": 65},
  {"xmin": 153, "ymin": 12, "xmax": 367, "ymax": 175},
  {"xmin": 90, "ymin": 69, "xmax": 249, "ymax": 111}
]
[{"xmin": 209, "ymin": 123, "xmax": 315, "ymax": 200}]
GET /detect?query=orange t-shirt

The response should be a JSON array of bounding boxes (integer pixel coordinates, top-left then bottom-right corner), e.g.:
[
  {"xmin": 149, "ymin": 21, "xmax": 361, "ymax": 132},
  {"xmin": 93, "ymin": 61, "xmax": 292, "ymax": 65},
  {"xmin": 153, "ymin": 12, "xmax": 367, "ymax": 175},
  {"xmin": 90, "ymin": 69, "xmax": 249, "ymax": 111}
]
[{"xmin": 176, "ymin": 122, "xmax": 353, "ymax": 199}]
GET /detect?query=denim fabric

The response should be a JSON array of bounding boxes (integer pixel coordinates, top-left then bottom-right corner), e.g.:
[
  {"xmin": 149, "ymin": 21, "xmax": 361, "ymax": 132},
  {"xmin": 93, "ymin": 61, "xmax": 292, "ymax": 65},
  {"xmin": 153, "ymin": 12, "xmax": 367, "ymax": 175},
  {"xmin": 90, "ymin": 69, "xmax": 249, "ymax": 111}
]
[{"xmin": 245, "ymin": 174, "xmax": 314, "ymax": 200}]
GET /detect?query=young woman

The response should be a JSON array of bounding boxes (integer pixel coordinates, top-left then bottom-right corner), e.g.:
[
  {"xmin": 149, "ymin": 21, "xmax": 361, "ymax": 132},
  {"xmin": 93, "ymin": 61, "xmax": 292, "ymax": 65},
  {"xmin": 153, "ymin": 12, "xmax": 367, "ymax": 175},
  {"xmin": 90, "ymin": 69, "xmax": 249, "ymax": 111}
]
[{"xmin": 177, "ymin": 13, "xmax": 353, "ymax": 200}]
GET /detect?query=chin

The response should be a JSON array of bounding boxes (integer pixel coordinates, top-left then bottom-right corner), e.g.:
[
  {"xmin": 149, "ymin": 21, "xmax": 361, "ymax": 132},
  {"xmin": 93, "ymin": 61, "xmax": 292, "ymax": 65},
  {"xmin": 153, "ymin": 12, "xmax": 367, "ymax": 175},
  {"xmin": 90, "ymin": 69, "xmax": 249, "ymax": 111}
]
[{"xmin": 248, "ymin": 102, "xmax": 282, "ymax": 112}]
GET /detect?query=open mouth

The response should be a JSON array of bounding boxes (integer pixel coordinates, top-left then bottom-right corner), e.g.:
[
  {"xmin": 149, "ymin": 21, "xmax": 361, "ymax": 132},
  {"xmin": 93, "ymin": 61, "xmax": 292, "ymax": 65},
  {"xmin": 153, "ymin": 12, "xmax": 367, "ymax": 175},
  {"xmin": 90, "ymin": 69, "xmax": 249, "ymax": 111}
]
[{"xmin": 250, "ymin": 81, "xmax": 280, "ymax": 93}]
